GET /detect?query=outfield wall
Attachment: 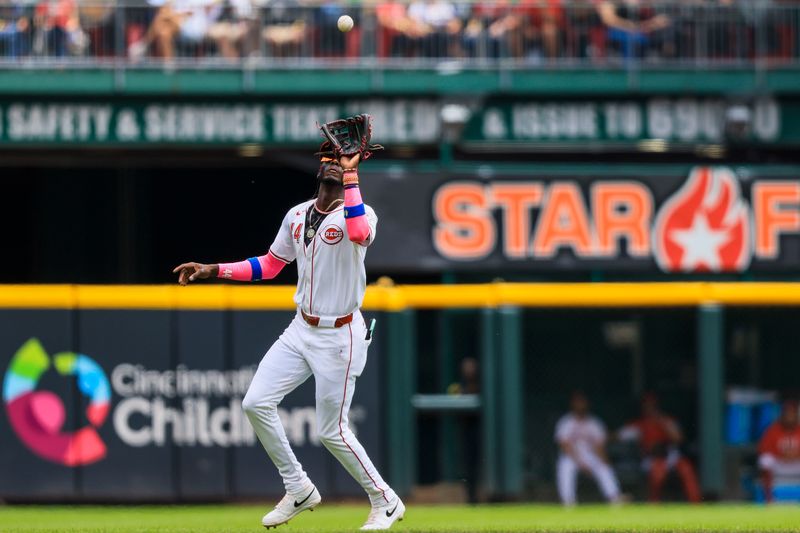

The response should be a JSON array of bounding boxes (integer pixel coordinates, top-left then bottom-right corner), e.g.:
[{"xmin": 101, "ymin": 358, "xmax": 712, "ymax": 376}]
[
  {"xmin": 2, "ymin": 283, "xmax": 800, "ymax": 502},
  {"xmin": 0, "ymin": 305, "xmax": 385, "ymax": 501}
]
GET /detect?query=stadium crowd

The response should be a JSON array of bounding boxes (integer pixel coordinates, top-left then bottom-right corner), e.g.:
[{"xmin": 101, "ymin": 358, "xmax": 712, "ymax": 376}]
[{"xmin": 0, "ymin": 0, "xmax": 798, "ymax": 63}]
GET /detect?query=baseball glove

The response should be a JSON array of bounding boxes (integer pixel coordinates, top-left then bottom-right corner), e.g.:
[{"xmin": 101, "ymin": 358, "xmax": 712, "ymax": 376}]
[{"xmin": 317, "ymin": 114, "xmax": 383, "ymax": 161}]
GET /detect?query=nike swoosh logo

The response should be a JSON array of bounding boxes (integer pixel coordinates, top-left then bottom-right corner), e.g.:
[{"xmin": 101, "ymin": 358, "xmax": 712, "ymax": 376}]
[
  {"xmin": 294, "ymin": 488, "xmax": 315, "ymax": 508},
  {"xmin": 386, "ymin": 502, "xmax": 399, "ymax": 517}
]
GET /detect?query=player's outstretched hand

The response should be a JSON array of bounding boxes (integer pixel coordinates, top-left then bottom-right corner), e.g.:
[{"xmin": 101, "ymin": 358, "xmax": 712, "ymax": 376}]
[
  {"xmin": 339, "ymin": 153, "xmax": 360, "ymax": 170},
  {"xmin": 172, "ymin": 262, "xmax": 217, "ymax": 285}
]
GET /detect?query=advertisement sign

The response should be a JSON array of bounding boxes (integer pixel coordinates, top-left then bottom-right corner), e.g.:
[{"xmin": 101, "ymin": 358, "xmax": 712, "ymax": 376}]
[
  {"xmin": 0, "ymin": 99, "xmax": 440, "ymax": 146},
  {"xmin": 0, "ymin": 97, "xmax": 798, "ymax": 147},
  {"xmin": 464, "ymin": 98, "xmax": 797, "ymax": 146},
  {"xmin": 0, "ymin": 310, "xmax": 384, "ymax": 500},
  {"xmin": 362, "ymin": 166, "xmax": 800, "ymax": 273}
]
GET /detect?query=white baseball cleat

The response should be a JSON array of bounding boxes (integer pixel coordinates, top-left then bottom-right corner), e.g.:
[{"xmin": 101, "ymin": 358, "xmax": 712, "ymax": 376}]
[
  {"xmin": 261, "ymin": 485, "xmax": 321, "ymax": 529},
  {"xmin": 359, "ymin": 497, "xmax": 405, "ymax": 530}
]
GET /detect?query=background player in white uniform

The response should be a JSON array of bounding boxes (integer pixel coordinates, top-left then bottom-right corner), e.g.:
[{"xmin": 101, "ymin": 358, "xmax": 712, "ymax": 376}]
[
  {"xmin": 555, "ymin": 391, "xmax": 621, "ymax": 506},
  {"xmin": 172, "ymin": 145, "xmax": 405, "ymax": 530}
]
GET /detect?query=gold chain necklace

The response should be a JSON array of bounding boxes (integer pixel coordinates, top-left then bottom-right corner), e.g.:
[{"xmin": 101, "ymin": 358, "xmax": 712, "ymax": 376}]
[{"xmin": 306, "ymin": 198, "xmax": 343, "ymax": 243}]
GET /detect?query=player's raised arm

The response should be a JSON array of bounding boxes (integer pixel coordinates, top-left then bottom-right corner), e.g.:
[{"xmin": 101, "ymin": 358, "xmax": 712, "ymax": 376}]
[
  {"xmin": 319, "ymin": 114, "xmax": 381, "ymax": 246},
  {"xmin": 340, "ymin": 153, "xmax": 372, "ymax": 244}
]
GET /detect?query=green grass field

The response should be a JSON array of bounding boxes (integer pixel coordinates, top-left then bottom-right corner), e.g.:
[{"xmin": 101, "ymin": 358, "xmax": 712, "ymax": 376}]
[{"xmin": 2, "ymin": 504, "xmax": 800, "ymax": 533}]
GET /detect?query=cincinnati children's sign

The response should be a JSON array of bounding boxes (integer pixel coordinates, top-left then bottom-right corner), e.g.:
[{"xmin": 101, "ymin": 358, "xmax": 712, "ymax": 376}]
[
  {"xmin": 4, "ymin": 338, "xmax": 364, "ymax": 466},
  {"xmin": 432, "ymin": 167, "xmax": 800, "ymax": 272}
]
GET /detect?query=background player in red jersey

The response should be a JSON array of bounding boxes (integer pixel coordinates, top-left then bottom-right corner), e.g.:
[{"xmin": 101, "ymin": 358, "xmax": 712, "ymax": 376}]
[
  {"xmin": 618, "ymin": 392, "xmax": 701, "ymax": 503},
  {"xmin": 759, "ymin": 398, "xmax": 800, "ymax": 503}
]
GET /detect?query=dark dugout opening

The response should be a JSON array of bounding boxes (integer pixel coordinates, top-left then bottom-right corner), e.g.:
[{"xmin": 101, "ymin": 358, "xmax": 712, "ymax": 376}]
[{"xmin": 0, "ymin": 149, "xmax": 328, "ymax": 284}]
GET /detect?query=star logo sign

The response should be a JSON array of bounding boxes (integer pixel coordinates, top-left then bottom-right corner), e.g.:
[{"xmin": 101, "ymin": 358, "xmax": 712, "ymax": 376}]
[
  {"xmin": 669, "ymin": 212, "xmax": 732, "ymax": 272},
  {"xmin": 654, "ymin": 167, "xmax": 751, "ymax": 273}
]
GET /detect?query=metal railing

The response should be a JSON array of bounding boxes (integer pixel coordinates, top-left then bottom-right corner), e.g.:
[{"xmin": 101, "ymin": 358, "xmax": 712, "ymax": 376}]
[{"xmin": 0, "ymin": 1, "xmax": 798, "ymax": 69}]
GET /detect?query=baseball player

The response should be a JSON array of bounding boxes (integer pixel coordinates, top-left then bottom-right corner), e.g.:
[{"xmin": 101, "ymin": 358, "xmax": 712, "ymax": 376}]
[
  {"xmin": 172, "ymin": 115, "xmax": 404, "ymax": 530},
  {"xmin": 555, "ymin": 391, "xmax": 621, "ymax": 506},
  {"xmin": 758, "ymin": 398, "xmax": 800, "ymax": 503},
  {"xmin": 618, "ymin": 392, "xmax": 701, "ymax": 503}
]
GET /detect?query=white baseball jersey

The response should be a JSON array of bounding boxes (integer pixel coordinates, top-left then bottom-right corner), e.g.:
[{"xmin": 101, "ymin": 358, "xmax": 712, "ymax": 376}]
[
  {"xmin": 246, "ymin": 198, "xmax": 393, "ymax": 506},
  {"xmin": 269, "ymin": 199, "xmax": 378, "ymax": 322},
  {"xmin": 555, "ymin": 414, "xmax": 620, "ymax": 505},
  {"xmin": 555, "ymin": 413, "xmax": 607, "ymax": 457}
]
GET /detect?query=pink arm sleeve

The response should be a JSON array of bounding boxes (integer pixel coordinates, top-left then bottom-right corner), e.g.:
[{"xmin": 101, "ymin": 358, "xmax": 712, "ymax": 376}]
[
  {"xmin": 345, "ymin": 185, "xmax": 371, "ymax": 244},
  {"xmin": 217, "ymin": 252, "xmax": 287, "ymax": 281}
]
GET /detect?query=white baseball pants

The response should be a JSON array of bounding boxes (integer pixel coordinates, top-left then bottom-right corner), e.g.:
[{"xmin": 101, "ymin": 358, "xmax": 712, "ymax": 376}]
[
  {"xmin": 242, "ymin": 311, "xmax": 395, "ymax": 507},
  {"xmin": 557, "ymin": 452, "xmax": 621, "ymax": 505},
  {"xmin": 759, "ymin": 453, "xmax": 800, "ymax": 478}
]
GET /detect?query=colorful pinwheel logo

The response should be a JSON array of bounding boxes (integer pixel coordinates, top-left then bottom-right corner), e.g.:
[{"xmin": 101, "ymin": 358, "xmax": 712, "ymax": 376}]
[{"xmin": 4, "ymin": 338, "xmax": 110, "ymax": 466}]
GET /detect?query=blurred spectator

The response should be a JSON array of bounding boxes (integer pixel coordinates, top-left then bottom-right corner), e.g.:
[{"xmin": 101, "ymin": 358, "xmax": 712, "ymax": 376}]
[
  {"xmin": 130, "ymin": 0, "xmax": 223, "ymax": 62},
  {"xmin": 407, "ymin": 0, "xmax": 462, "ymax": 57},
  {"xmin": 0, "ymin": 1, "xmax": 30, "ymax": 58},
  {"xmin": 376, "ymin": 0, "xmax": 427, "ymax": 57},
  {"xmin": 618, "ymin": 392, "xmax": 701, "ymax": 503},
  {"xmin": 595, "ymin": 0, "xmax": 671, "ymax": 60},
  {"xmin": 509, "ymin": 0, "xmax": 564, "ymax": 60},
  {"xmin": 208, "ymin": 0, "xmax": 258, "ymax": 60},
  {"xmin": 555, "ymin": 391, "xmax": 622, "ymax": 506},
  {"xmin": 462, "ymin": 1, "xmax": 517, "ymax": 58},
  {"xmin": 448, "ymin": 357, "xmax": 481, "ymax": 504},
  {"xmin": 314, "ymin": 0, "xmax": 350, "ymax": 57},
  {"xmin": 758, "ymin": 398, "xmax": 800, "ymax": 503},
  {"xmin": 261, "ymin": 0, "xmax": 306, "ymax": 58},
  {"xmin": 34, "ymin": 0, "xmax": 87, "ymax": 57},
  {"xmin": 561, "ymin": 0, "xmax": 602, "ymax": 59},
  {"xmin": 78, "ymin": 2, "xmax": 116, "ymax": 58},
  {"xmin": 719, "ymin": 0, "xmax": 799, "ymax": 60}
]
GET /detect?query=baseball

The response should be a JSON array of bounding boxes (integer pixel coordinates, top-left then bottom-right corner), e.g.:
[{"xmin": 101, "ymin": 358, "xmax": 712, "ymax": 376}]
[{"xmin": 337, "ymin": 15, "xmax": 354, "ymax": 33}]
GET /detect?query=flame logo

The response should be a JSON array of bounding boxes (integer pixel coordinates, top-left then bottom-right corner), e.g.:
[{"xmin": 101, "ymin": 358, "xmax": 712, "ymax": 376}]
[{"xmin": 654, "ymin": 167, "xmax": 751, "ymax": 273}]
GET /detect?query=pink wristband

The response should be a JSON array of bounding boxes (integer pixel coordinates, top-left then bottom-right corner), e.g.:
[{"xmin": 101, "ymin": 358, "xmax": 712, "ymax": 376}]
[
  {"xmin": 217, "ymin": 260, "xmax": 253, "ymax": 281},
  {"xmin": 218, "ymin": 252, "xmax": 287, "ymax": 281},
  {"xmin": 344, "ymin": 186, "xmax": 370, "ymax": 243}
]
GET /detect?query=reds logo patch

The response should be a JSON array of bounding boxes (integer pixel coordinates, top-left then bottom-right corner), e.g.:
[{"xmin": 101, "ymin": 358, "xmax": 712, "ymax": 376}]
[
  {"xmin": 321, "ymin": 224, "xmax": 344, "ymax": 245},
  {"xmin": 653, "ymin": 166, "xmax": 751, "ymax": 273}
]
